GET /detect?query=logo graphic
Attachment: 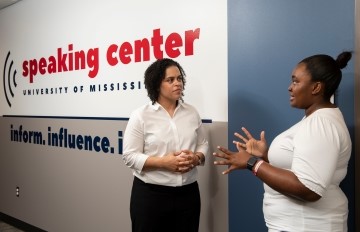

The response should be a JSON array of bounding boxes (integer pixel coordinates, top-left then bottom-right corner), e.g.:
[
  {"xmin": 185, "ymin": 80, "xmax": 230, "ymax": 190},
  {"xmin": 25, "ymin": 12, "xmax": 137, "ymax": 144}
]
[{"xmin": 3, "ymin": 51, "xmax": 18, "ymax": 107}]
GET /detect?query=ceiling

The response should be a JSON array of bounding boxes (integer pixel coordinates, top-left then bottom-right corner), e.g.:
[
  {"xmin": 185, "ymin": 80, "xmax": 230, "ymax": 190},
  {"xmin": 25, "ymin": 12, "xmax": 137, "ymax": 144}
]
[{"xmin": 0, "ymin": 0, "xmax": 20, "ymax": 10}]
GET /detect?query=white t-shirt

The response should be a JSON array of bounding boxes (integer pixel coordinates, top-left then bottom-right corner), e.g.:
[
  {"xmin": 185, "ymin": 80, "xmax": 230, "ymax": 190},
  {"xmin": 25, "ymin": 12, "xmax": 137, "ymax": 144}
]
[
  {"xmin": 264, "ymin": 108, "xmax": 351, "ymax": 232},
  {"xmin": 122, "ymin": 101, "xmax": 209, "ymax": 187}
]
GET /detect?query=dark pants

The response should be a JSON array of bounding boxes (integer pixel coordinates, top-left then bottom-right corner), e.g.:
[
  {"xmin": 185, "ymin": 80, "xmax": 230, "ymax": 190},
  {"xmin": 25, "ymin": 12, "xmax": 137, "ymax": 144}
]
[{"xmin": 130, "ymin": 177, "xmax": 201, "ymax": 232}]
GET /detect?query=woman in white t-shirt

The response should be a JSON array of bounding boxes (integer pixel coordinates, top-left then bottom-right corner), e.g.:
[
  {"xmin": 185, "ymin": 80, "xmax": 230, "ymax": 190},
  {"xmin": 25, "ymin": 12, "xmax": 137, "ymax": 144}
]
[{"xmin": 213, "ymin": 51, "xmax": 352, "ymax": 231}]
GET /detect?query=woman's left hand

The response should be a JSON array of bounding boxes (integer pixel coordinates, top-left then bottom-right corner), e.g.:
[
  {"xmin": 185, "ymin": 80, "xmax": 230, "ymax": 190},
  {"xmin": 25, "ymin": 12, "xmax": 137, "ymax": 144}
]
[{"xmin": 176, "ymin": 150, "xmax": 197, "ymax": 173}]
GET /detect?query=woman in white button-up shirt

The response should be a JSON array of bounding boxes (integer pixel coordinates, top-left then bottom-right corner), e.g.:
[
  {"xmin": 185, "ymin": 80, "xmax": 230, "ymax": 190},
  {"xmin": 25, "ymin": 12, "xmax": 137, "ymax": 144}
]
[{"xmin": 123, "ymin": 58, "xmax": 209, "ymax": 232}]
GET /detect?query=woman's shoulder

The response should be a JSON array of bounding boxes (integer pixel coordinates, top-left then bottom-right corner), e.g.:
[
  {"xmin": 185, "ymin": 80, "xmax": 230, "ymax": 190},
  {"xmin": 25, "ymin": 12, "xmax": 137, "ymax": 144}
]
[
  {"xmin": 129, "ymin": 102, "xmax": 154, "ymax": 117},
  {"xmin": 180, "ymin": 101, "xmax": 198, "ymax": 111},
  {"xmin": 302, "ymin": 108, "xmax": 348, "ymax": 134},
  {"xmin": 310, "ymin": 108, "xmax": 345, "ymax": 123}
]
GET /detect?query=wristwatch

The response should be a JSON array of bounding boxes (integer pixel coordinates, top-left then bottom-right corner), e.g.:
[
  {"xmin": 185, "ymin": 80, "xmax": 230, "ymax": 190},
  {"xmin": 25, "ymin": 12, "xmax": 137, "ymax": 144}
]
[
  {"xmin": 247, "ymin": 156, "xmax": 259, "ymax": 171},
  {"xmin": 195, "ymin": 154, "xmax": 204, "ymax": 166}
]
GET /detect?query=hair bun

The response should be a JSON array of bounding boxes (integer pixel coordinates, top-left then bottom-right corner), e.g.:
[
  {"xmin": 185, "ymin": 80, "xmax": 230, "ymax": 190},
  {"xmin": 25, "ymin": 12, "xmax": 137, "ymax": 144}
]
[{"xmin": 336, "ymin": 51, "xmax": 352, "ymax": 69}]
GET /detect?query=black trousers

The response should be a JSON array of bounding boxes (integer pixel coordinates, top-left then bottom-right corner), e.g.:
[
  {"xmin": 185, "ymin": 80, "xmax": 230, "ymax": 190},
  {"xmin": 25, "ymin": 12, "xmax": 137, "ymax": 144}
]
[{"xmin": 130, "ymin": 177, "xmax": 201, "ymax": 232}]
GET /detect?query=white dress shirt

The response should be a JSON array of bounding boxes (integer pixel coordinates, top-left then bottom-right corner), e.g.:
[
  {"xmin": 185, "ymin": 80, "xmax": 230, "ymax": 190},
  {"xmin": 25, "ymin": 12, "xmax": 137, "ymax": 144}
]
[{"xmin": 123, "ymin": 101, "xmax": 209, "ymax": 187}]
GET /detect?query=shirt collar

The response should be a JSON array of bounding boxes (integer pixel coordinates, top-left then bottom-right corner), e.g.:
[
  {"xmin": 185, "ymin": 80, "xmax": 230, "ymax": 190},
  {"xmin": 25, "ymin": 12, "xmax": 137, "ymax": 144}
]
[{"xmin": 150, "ymin": 101, "xmax": 186, "ymax": 111}]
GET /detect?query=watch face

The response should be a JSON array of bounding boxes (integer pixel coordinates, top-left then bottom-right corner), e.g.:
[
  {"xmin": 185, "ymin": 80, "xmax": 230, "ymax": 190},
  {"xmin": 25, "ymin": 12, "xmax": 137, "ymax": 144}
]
[{"xmin": 247, "ymin": 156, "xmax": 258, "ymax": 171}]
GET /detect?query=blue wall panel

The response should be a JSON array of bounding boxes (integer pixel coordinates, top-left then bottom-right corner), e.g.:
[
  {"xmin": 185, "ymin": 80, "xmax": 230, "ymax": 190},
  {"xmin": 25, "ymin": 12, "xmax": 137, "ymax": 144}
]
[{"xmin": 228, "ymin": 0, "xmax": 355, "ymax": 231}]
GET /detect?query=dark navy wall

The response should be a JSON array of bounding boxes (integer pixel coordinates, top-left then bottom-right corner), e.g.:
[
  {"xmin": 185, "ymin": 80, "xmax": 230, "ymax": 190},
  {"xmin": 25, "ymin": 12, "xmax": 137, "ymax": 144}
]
[{"xmin": 228, "ymin": 0, "xmax": 355, "ymax": 231}]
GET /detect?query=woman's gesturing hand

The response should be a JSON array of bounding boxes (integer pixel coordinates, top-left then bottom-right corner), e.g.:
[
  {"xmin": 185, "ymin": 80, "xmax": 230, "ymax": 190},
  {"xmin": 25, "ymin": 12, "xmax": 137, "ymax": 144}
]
[
  {"xmin": 213, "ymin": 145, "xmax": 251, "ymax": 175},
  {"xmin": 233, "ymin": 127, "xmax": 268, "ymax": 160}
]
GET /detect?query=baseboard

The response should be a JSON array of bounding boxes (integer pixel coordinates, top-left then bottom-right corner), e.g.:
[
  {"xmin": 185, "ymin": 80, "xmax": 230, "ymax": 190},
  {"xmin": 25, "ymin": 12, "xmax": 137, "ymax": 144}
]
[{"xmin": 0, "ymin": 212, "xmax": 46, "ymax": 232}]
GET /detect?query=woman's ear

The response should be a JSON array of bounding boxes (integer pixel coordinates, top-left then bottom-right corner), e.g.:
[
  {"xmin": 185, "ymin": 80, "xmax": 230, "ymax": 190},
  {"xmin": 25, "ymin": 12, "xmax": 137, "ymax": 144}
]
[{"xmin": 312, "ymin": 81, "xmax": 323, "ymax": 95}]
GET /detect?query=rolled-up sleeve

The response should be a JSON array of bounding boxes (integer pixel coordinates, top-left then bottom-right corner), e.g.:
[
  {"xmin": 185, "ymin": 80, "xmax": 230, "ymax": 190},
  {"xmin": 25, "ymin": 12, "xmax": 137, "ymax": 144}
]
[
  {"xmin": 195, "ymin": 121, "xmax": 209, "ymax": 157},
  {"xmin": 122, "ymin": 110, "xmax": 149, "ymax": 172}
]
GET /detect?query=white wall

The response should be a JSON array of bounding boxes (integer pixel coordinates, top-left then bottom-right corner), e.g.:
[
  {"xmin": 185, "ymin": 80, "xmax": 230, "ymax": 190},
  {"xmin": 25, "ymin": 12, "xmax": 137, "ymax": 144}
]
[{"xmin": 0, "ymin": 1, "xmax": 229, "ymax": 231}]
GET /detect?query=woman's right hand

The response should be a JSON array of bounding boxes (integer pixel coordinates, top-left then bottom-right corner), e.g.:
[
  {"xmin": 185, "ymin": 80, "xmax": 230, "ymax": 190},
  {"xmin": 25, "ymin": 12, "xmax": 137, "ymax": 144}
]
[
  {"xmin": 233, "ymin": 127, "xmax": 268, "ymax": 160},
  {"xmin": 161, "ymin": 151, "xmax": 193, "ymax": 173}
]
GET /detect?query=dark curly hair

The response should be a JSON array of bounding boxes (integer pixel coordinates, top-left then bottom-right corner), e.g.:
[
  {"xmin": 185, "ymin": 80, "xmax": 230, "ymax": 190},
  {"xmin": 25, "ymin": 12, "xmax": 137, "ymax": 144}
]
[
  {"xmin": 144, "ymin": 58, "xmax": 186, "ymax": 104},
  {"xmin": 300, "ymin": 51, "xmax": 352, "ymax": 100}
]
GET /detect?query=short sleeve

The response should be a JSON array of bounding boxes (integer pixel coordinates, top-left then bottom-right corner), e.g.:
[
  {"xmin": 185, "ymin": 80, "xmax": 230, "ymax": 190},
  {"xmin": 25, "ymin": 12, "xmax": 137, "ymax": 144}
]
[{"xmin": 292, "ymin": 115, "xmax": 340, "ymax": 196}]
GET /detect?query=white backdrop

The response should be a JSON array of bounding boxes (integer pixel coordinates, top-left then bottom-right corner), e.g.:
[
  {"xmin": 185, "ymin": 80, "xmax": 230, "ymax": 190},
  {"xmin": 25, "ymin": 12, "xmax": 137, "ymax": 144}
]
[
  {"xmin": 0, "ymin": 0, "xmax": 227, "ymax": 121},
  {"xmin": 0, "ymin": 1, "xmax": 229, "ymax": 231}
]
